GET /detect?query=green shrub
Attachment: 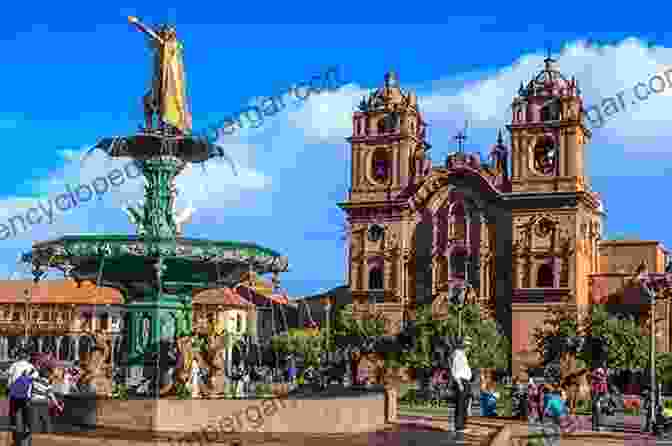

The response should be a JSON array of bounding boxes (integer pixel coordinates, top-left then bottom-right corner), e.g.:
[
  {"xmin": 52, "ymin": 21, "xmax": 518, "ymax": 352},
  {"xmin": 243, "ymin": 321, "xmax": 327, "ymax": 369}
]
[
  {"xmin": 256, "ymin": 383, "xmax": 273, "ymax": 397},
  {"xmin": 401, "ymin": 388, "xmax": 418, "ymax": 404},
  {"xmin": 175, "ymin": 383, "xmax": 191, "ymax": 400},
  {"xmin": 0, "ymin": 382, "xmax": 7, "ymax": 399},
  {"xmin": 111, "ymin": 383, "xmax": 129, "ymax": 400}
]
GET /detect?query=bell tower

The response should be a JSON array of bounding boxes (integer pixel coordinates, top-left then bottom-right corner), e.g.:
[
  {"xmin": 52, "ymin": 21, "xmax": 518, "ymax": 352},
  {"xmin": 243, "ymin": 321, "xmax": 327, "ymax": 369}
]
[
  {"xmin": 340, "ymin": 72, "xmax": 430, "ymax": 328},
  {"xmin": 508, "ymin": 56, "xmax": 590, "ymax": 194},
  {"xmin": 506, "ymin": 57, "xmax": 605, "ymax": 352},
  {"xmin": 348, "ymin": 71, "xmax": 431, "ymax": 202}
]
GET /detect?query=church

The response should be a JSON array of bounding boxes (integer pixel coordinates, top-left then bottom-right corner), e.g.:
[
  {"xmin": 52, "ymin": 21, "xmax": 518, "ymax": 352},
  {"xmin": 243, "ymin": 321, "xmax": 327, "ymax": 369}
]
[{"xmin": 334, "ymin": 56, "xmax": 671, "ymax": 360}]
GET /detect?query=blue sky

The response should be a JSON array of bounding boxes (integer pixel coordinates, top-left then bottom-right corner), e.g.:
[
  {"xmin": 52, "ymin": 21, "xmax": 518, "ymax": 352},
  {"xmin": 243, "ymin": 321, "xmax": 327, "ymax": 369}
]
[{"xmin": 1, "ymin": 5, "xmax": 672, "ymax": 296}]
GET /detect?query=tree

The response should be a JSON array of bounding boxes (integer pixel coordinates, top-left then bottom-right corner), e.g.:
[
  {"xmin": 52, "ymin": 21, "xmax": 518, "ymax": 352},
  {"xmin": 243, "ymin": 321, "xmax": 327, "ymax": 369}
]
[
  {"xmin": 531, "ymin": 303, "xmax": 650, "ymax": 370},
  {"xmin": 581, "ymin": 304, "xmax": 649, "ymax": 370},
  {"xmin": 385, "ymin": 303, "xmax": 509, "ymax": 371},
  {"xmin": 467, "ymin": 317, "xmax": 510, "ymax": 370},
  {"xmin": 656, "ymin": 352, "xmax": 672, "ymax": 384},
  {"xmin": 270, "ymin": 329, "xmax": 324, "ymax": 367},
  {"xmin": 530, "ymin": 303, "xmax": 581, "ymax": 361},
  {"xmin": 332, "ymin": 304, "xmax": 386, "ymax": 339}
]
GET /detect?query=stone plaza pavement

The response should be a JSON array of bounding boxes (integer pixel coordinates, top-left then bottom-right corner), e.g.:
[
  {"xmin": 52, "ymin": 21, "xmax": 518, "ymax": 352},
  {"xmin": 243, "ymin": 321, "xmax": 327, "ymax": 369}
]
[
  {"xmin": 0, "ymin": 412, "xmax": 668, "ymax": 445},
  {"xmin": 0, "ymin": 416, "xmax": 493, "ymax": 446}
]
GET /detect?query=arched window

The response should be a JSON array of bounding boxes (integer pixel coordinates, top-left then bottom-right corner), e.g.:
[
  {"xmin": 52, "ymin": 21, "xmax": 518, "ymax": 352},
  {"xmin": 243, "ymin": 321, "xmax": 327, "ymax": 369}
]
[
  {"xmin": 533, "ymin": 137, "xmax": 557, "ymax": 175},
  {"xmin": 369, "ymin": 267, "xmax": 384, "ymax": 290},
  {"xmin": 537, "ymin": 264, "xmax": 554, "ymax": 288},
  {"xmin": 540, "ymin": 102, "xmax": 560, "ymax": 122},
  {"xmin": 236, "ymin": 314, "xmax": 242, "ymax": 332},
  {"xmin": 377, "ymin": 119, "xmax": 386, "ymax": 134},
  {"xmin": 371, "ymin": 148, "xmax": 389, "ymax": 183},
  {"xmin": 516, "ymin": 109, "xmax": 523, "ymax": 122}
]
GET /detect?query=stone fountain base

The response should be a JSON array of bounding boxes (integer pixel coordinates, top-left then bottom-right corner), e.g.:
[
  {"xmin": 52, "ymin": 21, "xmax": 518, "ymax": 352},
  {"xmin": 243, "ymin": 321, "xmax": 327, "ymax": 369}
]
[{"xmin": 51, "ymin": 387, "xmax": 388, "ymax": 441}]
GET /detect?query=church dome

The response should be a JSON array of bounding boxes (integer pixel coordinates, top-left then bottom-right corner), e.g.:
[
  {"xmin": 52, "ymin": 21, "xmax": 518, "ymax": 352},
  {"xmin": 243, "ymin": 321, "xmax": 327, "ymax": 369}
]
[
  {"xmin": 359, "ymin": 71, "xmax": 414, "ymax": 111},
  {"xmin": 518, "ymin": 57, "xmax": 578, "ymax": 99}
]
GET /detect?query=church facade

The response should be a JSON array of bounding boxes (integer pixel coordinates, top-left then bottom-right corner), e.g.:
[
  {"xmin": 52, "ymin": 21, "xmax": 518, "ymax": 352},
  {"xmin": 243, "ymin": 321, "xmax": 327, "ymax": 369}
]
[{"xmin": 339, "ymin": 58, "xmax": 610, "ymax": 355}]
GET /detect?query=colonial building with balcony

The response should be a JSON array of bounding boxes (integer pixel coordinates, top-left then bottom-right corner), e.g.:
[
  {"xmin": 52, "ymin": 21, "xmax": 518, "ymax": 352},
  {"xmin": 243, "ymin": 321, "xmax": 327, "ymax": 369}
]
[{"xmin": 0, "ymin": 279, "xmax": 268, "ymax": 366}]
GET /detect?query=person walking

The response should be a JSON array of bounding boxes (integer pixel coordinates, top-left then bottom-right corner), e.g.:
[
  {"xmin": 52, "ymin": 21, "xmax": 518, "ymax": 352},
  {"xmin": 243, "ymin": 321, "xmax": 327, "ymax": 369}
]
[
  {"xmin": 8, "ymin": 345, "xmax": 38, "ymax": 446},
  {"xmin": 451, "ymin": 337, "xmax": 472, "ymax": 437},
  {"xmin": 30, "ymin": 366, "xmax": 62, "ymax": 434},
  {"xmin": 591, "ymin": 363, "xmax": 609, "ymax": 431},
  {"xmin": 528, "ymin": 378, "xmax": 541, "ymax": 422}
]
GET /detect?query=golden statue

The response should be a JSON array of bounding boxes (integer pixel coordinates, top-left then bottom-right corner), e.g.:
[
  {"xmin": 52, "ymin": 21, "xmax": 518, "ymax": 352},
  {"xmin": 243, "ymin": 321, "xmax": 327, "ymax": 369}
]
[{"xmin": 128, "ymin": 16, "xmax": 192, "ymax": 134}]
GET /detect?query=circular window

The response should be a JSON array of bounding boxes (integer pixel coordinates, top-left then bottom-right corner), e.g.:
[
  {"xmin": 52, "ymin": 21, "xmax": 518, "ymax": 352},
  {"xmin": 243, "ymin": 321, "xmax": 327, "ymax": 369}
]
[{"xmin": 368, "ymin": 224, "xmax": 385, "ymax": 242}]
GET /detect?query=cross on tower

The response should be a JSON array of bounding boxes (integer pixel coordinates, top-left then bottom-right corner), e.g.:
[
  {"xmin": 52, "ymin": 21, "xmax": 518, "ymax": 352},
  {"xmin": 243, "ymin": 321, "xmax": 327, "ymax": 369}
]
[{"xmin": 455, "ymin": 121, "xmax": 468, "ymax": 153}]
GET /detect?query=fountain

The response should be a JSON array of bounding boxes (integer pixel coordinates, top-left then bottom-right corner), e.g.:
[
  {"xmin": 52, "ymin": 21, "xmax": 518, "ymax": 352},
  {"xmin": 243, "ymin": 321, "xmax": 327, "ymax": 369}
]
[
  {"xmin": 15, "ymin": 18, "xmax": 408, "ymax": 443},
  {"xmin": 18, "ymin": 15, "xmax": 293, "ymax": 431}
]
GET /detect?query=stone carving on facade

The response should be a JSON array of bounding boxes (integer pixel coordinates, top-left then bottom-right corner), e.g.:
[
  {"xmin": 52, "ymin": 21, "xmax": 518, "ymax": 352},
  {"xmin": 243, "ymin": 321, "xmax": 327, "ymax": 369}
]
[{"xmin": 514, "ymin": 224, "xmax": 531, "ymax": 253}]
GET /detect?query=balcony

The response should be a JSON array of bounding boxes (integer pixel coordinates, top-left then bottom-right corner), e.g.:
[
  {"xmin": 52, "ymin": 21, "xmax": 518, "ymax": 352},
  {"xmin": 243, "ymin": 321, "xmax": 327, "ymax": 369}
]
[
  {"xmin": 0, "ymin": 321, "xmax": 70, "ymax": 335},
  {"xmin": 512, "ymin": 288, "xmax": 571, "ymax": 303}
]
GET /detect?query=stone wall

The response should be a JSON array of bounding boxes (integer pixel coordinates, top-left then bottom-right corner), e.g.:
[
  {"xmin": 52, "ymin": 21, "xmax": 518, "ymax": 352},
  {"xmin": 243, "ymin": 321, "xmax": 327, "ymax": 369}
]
[{"xmin": 60, "ymin": 394, "xmax": 386, "ymax": 435}]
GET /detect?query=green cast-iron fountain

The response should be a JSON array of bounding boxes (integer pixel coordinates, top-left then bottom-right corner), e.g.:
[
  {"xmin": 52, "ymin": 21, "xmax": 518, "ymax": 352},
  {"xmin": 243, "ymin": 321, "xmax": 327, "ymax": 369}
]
[{"xmin": 21, "ymin": 16, "xmax": 288, "ymax": 389}]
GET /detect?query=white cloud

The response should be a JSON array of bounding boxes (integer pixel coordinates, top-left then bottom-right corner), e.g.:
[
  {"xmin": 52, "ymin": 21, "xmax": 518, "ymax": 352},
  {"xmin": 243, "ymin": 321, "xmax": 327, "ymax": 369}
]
[
  {"xmin": 222, "ymin": 40, "xmax": 672, "ymax": 180},
  {"xmin": 6, "ymin": 37, "xmax": 672, "ymax": 247},
  {"xmin": 284, "ymin": 84, "xmax": 363, "ymax": 145}
]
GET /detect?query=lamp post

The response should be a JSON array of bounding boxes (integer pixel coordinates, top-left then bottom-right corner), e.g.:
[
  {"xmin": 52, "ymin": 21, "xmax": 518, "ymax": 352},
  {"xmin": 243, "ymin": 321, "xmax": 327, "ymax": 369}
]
[
  {"xmin": 321, "ymin": 296, "xmax": 333, "ymax": 362},
  {"xmin": 641, "ymin": 277, "xmax": 657, "ymax": 432},
  {"xmin": 452, "ymin": 259, "xmax": 472, "ymax": 339}
]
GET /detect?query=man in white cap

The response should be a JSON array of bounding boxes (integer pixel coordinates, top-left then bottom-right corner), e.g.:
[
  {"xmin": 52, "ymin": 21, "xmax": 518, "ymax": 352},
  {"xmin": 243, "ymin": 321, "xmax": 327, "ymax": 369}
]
[{"xmin": 451, "ymin": 336, "xmax": 472, "ymax": 436}]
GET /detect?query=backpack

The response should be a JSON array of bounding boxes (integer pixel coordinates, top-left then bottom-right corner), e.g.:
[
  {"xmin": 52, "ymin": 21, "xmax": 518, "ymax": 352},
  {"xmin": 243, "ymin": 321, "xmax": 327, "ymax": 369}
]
[
  {"xmin": 10, "ymin": 370, "xmax": 33, "ymax": 400},
  {"xmin": 545, "ymin": 394, "xmax": 567, "ymax": 418}
]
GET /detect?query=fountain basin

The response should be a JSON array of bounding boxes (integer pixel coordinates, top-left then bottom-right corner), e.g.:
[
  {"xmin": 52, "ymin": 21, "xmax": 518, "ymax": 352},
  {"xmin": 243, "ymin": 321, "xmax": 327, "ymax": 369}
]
[
  {"xmin": 24, "ymin": 235, "xmax": 288, "ymax": 294},
  {"xmin": 53, "ymin": 390, "xmax": 387, "ymax": 436}
]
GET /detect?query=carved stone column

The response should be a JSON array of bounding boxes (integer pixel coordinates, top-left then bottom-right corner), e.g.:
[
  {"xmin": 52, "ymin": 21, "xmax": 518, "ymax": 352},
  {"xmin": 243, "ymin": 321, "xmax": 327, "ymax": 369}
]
[
  {"xmin": 516, "ymin": 256, "xmax": 527, "ymax": 288},
  {"xmin": 73, "ymin": 336, "xmax": 80, "ymax": 362},
  {"xmin": 447, "ymin": 215, "xmax": 456, "ymax": 240},
  {"xmin": 553, "ymin": 257, "xmax": 562, "ymax": 288},
  {"xmin": 352, "ymin": 263, "xmax": 361, "ymax": 290},
  {"xmin": 465, "ymin": 211, "xmax": 472, "ymax": 250},
  {"xmin": 37, "ymin": 337, "xmax": 44, "ymax": 353},
  {"xmin": 431, "ymin": 256, "xmax": 440, "ymax": 295},
  {"xmin": 55, "ymin": 336, "xmax": 62, "ymax": 360},
  {"xmin": 479, "ymin": 213, "xmax": 489, "ymax": 287},
  {"xmin": 110, "ymin": 335, "xmax": 117, "ymax": 367},
  {"xmin": 432, "ymin": 214, "xmax": 441, "ymax": 256}
]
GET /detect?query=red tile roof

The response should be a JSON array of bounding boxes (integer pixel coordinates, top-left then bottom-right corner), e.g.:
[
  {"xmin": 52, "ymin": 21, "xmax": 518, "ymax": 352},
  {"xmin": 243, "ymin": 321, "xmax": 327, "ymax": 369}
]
[
  {"xmin": 193, "ymin": 287, "xmax": 253, "ymax": 307},
  {"xmin": 235, "ymin": 285, "xmax": 289, "ymax": 305},
  {"xmin": 0, "ymin": 280, "xmax": 123, "ymax": 305}
]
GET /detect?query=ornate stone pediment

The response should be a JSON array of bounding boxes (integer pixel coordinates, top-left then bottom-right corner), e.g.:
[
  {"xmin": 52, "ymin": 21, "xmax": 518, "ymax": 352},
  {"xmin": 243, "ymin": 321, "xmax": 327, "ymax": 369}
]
[{"xmin": 514, "ymin": 214, "xmax": 560, "ymax": 253}]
